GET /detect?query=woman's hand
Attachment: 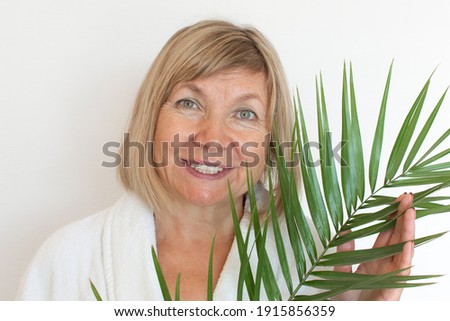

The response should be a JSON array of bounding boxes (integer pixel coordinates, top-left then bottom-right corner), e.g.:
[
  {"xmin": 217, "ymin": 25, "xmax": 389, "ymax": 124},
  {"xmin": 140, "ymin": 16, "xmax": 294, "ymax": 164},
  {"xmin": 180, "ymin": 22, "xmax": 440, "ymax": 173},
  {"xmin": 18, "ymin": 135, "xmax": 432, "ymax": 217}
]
[{"xmin": 333, "ymin": 192, "xmax": 416, "ymax": 301}]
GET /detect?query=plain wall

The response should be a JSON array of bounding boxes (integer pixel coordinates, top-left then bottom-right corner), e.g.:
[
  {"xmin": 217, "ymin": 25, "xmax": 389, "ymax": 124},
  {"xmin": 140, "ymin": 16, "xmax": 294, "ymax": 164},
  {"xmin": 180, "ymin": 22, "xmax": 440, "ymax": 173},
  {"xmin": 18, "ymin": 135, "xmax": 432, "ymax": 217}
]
[{"xmin": 1, "ymin": 0, "xmax": 449, "ymax": 300}]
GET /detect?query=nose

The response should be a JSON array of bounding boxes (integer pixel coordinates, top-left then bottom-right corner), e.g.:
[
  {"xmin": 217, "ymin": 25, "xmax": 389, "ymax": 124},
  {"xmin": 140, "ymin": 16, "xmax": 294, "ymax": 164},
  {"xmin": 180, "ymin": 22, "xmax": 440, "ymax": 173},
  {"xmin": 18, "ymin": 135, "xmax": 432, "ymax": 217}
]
[
  {"xmin": 193, "ymin": 117, "xmax": 238, "ymax": 166},
  {"xmin": 194, "ymin": 117, "xmax": 229, "ymax": 146}
]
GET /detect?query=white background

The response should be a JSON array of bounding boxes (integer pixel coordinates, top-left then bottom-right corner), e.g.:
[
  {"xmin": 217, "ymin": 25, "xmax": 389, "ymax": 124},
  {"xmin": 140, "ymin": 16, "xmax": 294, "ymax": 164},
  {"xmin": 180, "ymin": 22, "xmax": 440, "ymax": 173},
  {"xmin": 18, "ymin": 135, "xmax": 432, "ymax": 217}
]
[{"xmin": 1, "ymin": 0, "xmax": 449, "ymax": 300}]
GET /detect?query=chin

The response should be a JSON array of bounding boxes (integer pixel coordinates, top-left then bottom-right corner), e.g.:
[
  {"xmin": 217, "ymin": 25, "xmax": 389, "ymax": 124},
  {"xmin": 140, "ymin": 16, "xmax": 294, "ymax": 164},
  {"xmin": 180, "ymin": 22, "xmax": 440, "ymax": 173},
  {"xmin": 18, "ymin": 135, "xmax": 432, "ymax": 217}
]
[{"xmin": 183, "ymin": 193, "xmax": 227, "ymax": 207}]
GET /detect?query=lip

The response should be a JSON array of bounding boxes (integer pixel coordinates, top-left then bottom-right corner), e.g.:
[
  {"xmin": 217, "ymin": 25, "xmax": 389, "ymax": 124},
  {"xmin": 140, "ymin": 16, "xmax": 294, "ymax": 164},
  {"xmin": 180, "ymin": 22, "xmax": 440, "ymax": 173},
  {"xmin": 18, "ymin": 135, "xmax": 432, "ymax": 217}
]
[
  {"xmin": 184, "ymin": 159, "xmax": 228, "ymax": 168},
  {"xmin": 182, "ymin": 159, "xmax": 233, "ymax": 180}
]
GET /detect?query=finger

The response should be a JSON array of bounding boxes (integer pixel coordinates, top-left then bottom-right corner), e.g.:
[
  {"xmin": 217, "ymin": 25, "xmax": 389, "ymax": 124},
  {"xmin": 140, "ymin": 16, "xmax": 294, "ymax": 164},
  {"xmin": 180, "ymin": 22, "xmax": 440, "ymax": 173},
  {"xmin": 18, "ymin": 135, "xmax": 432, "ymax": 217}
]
[
  {"xmin": 373, "ymin": 192, "xmax": 413, "ymax": 248},
  {"xmin": 372, "ymin": 226, "xmax": 395, "ymax": 248},
  {"xmin": 389, "ymin": 192, "xmax": 413, "ymax": 220},
  {"xmin": 399, "ymin": 241, "xmax": 414, "ymax": 275},
  {"xmin": 372, "ymin": 203, "xmax": 415, "ymax": 268},
  {"xmin": 355, "ymin": 236, "xmax": 393, "ymax": 275},
  {"xmin": 393, "ymin": 208, "xmax": 416, "ymax": 267},
  {"xmin": 397, "ymin": 193, "xmax": 414, "ymax": 215},
  {"xmin": 394, "ymin": 192, "xmax": 408, "ymax": 205},
  {"xmin": 334, "ymin": 231, "xmax": 355, "ymax": 273},
  {"xmin": 390, "ymin": 207, "xmax": 416, "ymax": 247},
  {"xmin": 387, "ymin": 193, "xmax": 414, "ymax": 246},
  {"xmin": 402, "ymin": 208, "xmax": 416, "ymax": 242},
  {"xmin": 373, "ymin": 242, "xmax": 414, "ymax": 301},
  {"xmin": 361, "ymin": 241, "xmax": 414, "ymax": 301}
]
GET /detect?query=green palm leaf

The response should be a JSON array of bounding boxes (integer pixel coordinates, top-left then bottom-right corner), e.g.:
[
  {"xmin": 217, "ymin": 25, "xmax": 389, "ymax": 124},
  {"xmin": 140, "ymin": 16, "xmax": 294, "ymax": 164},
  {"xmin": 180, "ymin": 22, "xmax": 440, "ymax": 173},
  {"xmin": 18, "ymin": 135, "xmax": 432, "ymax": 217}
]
[
  {"xmin": 296, "ymin": 96, "xmax": 331, "ymax": 246},
  {"xmin": 294, "ymin": 268, "xmax": 413, "ymax": 301},
  {"xmin": 151, "ymin": 246, "xmax": 172, "ymax": 301},
  {"xmin": 175, "ymin": 273, "xmax": 181, "ymax": 301},
  {"xmin": 320, "ymin": 233, "xmax": 445, "ymax": 267},
  {"xmin": 228, "ymin": 180, "xmax": 255, "ymax": 300},
  {"xmin": 305, "ymin": 270, "xmax": 440, "ymax": 290},
  {"xmin": 267, "ymin": 167, "xmax": 293, "ymax": 294},
  {"xmin": 349, "ymin": 64, "xmax": 365, "ymax": 202},
  {"xmin": 384, "ymin": 75, "xmax": 432, "ymax": 183},
  {"xmin": 341, "ymin": 63, "xmax": 357, "ymax": 214},
  {"xmin": 207, "ymin": 237, "xmax": 215, "ymax": 301},
  {"xmin": 247, "ymin": 170, "xmax": 281, "ymax": 300},
  {"xmin": 251, "ymin": 63, "xmax": 448, "ymax": 301},
  {"xmin": 414, "ymin": 149, "xmax": 450, "ymax": 169},
  {"xmin": 89, "ymin": 279, "xmax": 103, "ymax": 301},
  {"xmin": 369, "ymin": 61, "xmax": 393, "ymax": 192},
  {"xmin": 274, "ymin": 121, "xmax": 310, "ymax": 271},
  {"xmin": 146, "ymin": 63, "xmax": 449, "ymax": 302},
  {"xmin": 403, "ymin": 88, "xmax": 448, "ymax": 171},
  {"xmin": 317, "ymin": 76, "xmax": 344, "ymax": 231}
]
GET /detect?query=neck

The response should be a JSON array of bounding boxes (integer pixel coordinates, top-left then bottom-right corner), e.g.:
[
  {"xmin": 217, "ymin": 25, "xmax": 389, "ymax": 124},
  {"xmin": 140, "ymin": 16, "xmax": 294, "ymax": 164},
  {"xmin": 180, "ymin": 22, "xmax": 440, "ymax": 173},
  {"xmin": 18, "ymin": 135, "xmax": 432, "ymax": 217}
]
[{"xmin": 154, "ymin": 195, "xmax": 245, "ymax": 243}]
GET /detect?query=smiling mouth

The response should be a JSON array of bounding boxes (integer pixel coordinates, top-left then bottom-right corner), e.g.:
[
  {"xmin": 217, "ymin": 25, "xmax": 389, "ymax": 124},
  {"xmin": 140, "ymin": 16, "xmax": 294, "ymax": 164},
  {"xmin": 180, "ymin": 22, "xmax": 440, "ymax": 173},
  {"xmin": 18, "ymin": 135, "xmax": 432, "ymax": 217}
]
[
  {"xmin": 189, "ymin": 163, "xmax": 223, "ymax": 175},
  {"xmin": 182, "ymin": 159, "xmax": 229, "ymax": 176}
]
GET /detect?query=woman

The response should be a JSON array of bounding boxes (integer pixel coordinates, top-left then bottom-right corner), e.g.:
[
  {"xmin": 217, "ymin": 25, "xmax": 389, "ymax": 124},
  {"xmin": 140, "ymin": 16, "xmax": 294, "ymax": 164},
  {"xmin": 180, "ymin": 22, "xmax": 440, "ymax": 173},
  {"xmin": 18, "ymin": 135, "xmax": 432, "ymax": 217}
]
[{"xmin": 17, "ymin": 20, "xmax": 415, "ymax": 300}]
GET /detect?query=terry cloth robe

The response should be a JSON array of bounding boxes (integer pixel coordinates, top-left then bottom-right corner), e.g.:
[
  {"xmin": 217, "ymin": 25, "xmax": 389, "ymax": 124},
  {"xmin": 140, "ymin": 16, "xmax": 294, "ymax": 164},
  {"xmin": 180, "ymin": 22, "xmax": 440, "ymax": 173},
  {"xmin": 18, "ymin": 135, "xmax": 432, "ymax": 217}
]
[{"xmin": 17, "ymin": 185, "xmax": 322, "ymax": 300}]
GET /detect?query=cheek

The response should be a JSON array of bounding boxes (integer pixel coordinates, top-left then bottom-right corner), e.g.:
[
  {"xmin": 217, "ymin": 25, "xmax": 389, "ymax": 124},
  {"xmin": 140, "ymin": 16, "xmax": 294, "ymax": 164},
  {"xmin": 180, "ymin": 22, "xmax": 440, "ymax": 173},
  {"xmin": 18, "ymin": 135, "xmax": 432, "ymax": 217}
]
[
  {"xmin": 153, "ymin": 126, "xmax": 168, "ymax": 161},
  {"xmin": 154, "ymin": 120, "xmax": 200, "ymax": 166},
  {"xmin": 240, "ymin": 143, "xmax": 263, "ymax": 166},
  {"xmin": 156, "ymin": 111, "xmax": 198, "ymax": 140},
  {"xmin": 155, "ymin": 112, "xmax": 178, "ymax": 138},
  {"xmin": 236, "ymin": 131, "xmax": 269, "ymax": 170},
  {"xmin": 155, "ymin": 111, "xmax": 188, "ymax": 143}
]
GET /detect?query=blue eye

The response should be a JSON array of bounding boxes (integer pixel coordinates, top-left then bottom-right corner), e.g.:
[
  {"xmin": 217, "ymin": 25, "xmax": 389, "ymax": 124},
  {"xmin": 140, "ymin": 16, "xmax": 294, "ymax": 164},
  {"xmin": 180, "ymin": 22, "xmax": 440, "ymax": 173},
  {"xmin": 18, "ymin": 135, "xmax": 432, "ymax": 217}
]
[
  {"xmin": 177, "ymin": 99, "xmax": 198, "ymax": 109},
  {"xmin": 237, "ymin": 110, "xmax": 256, "ymax": 120}
]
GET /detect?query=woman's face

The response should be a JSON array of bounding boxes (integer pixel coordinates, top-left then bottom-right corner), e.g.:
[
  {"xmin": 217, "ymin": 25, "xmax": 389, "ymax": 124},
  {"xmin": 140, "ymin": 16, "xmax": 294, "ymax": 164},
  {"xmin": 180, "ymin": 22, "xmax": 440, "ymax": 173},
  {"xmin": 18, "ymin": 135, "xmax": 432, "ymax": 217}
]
[{"xmin": 153, "ymin": 68, "xmax": 270, "ymax": 208}]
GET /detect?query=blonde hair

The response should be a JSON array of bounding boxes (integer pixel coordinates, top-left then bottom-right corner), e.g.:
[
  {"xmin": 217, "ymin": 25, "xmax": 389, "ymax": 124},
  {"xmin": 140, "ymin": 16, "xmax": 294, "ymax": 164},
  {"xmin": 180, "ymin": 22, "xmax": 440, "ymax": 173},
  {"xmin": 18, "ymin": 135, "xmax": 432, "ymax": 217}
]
[{"xmin": 118, "ymin": 20, "xmax": 297, "ymax": 214}]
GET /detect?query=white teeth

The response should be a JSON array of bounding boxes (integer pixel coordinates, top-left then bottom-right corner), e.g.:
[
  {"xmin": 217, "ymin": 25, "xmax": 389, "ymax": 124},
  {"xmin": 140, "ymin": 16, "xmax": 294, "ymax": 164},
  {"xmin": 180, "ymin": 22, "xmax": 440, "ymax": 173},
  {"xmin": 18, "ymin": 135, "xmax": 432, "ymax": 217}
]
[{"xmin": 190, "ymin": 163, "xmax": 223, "ymax": 175}]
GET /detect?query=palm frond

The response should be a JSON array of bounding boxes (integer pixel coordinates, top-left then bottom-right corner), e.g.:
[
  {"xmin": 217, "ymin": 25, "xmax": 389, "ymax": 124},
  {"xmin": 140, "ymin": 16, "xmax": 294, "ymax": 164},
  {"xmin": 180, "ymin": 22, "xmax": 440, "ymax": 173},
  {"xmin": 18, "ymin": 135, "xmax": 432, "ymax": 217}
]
[
  {"xmin": 207, "ymin": 236, "xmax": 215, "ymax": 301},
  {"xmin": 241, "ymin": 63, "xmax": 449, "ymax": 301},
  {"xmin": 294, "ymin": 267, "xmax": 413, "ymax": 301},
  {"xmin": 369, "ymin": 61, "xmax": 393, "ymax": 192},
  {"xmin": 175, "ymin": 273, "xmax": 181, "ymax": 301},
  {"xmin": 145, "ymin": 63, "xmax": 449, "ymax": 302},
  {"xmin": 89, "ymin": 279, "xmax": 103, "ymax": 301},
  {"xmin": 296, "ymin": 97, "xmax": 331, "ymax": 246},
  {"xmin": 384, "ymin": 74, "xmax": 432, "ymax": 183},
  {"xmin": 228, "ymin": 180, "xmax": 255, "ymax": 300},
  {"xmin": 274, "ymin": 120, "xmax": 310, "ymax": 273},
  {"xmin": 316, "ymin": 75, "xmax": 344, "ymax": 231},
  {"xmin": 349, "ymin": 63, "xmax": 365, "ymax": 202},
  {"xmin": 151, "ymin": 246, "xmax": 172, "ymax": 301},
  {"xmin": 403, "ymin": 87, "xmax": 448, "ymax": 171}
]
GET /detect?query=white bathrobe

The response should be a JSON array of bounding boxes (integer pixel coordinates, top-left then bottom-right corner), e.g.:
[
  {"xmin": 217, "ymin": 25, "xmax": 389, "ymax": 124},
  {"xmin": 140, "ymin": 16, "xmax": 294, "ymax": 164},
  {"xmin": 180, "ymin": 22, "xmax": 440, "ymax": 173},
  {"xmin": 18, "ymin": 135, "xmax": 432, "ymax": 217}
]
[{"xmin": 17, "ymin": 186, "xmax": 321, "ymax": 300}]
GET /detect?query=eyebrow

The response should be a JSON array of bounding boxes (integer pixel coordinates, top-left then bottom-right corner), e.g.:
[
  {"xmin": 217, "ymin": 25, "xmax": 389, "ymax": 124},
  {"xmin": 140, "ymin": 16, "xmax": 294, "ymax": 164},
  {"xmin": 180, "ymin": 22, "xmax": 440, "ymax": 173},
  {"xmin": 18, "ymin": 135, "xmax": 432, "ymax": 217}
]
[
  {"xmin": 178, "ymin": 83, "xmax": 265, "ymax": 105},
  {"xmin": 182, "ymin": 83, "xmax": 203, "ymax": 95}
]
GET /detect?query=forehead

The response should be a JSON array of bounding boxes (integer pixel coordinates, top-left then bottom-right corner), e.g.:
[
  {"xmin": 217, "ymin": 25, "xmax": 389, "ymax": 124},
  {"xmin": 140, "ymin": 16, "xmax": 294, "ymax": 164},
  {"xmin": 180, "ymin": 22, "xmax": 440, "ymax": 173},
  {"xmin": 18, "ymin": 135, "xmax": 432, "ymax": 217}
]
[{"xmin": 172, "ymin": 69, "xmax": 269, "ymax": 101}]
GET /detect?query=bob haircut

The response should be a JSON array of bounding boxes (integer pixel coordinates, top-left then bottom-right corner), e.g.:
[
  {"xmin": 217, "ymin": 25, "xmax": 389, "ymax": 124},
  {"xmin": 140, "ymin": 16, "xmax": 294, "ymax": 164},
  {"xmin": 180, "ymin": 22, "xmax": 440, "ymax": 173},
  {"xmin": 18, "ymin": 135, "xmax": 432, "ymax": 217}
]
[{"xmin": 118, "ymin": 19, "xmax": 298, "ymax": 214}]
